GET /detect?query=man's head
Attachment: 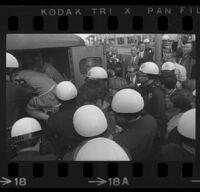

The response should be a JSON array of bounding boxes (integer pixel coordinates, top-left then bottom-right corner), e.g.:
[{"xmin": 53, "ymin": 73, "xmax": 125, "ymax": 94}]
[
  {"xmin": 138, "ymin": 41, "xmax": 145, "ymax": 52},
  {"xmin": 77, "ymin": 79, "xmax": 108, "ymax": 108},
  {"xmin": 182, "ymin": 43, "xmax": 192, "ymax": 55},
  {"xmin": 130, "ymin": 46, "xmax": 138, "ymax": 57},
  {"xmin": 108, "ymin": 77, "xmax": 128, "ymax": 97},
  {"xmin": 167, "ymin": 52, "xmax": 178, "ymax": 63},
  {"xmin": 170, "ymin": 89, "xmax": 193, "ymax": 112},
  {"xmin": 159, "ymin": 73, "xmax": 177, "ymax": 90}
]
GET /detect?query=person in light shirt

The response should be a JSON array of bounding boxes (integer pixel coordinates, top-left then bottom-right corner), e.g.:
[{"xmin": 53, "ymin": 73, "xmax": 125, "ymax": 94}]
[{"xmin": 167, "ymin": 53, "xmax": 187, "ymax": 84}]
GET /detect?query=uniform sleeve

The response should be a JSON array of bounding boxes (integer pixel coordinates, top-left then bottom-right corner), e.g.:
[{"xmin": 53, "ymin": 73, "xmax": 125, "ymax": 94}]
[
  {"xmin": 46, "ymin": 116, "xmax": 57, "ymax": 142},
  {"xmin": 151, "ymin": 88, "xmax": 167, "ymax": 133}
]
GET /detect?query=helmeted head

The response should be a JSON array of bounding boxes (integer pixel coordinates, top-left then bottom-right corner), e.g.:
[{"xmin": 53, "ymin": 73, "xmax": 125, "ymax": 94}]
[
  {"xmin": 137, "ymin": 62, "xmax": 159, "ymax": 84},
  {"xmin": 177, "ymin": 108, "xmax": 196, "ymax": 140},
  {"xmin": 56, "ymin": 81, "xmax": 78, "ymax": 101},
  {"xmin": 86, "ymin": 66, "xmax": 108, "ymax": 80},
  {"xmin": 139, "ymin": 62, "xmax": 159, "ymax": 75},
  {"xmin": 162, "ymin": 34, "xmax": 170, "ymax": 41},
  {"xmin": 74, "ymin": 137, "xmax": 131, "ymax": 161},
  {"xmin": 161, "ymin": 62, "xmax": 175, "ymax": 72},
  {"xmin": 144, "ymin": 38, "xmax": 150, "ymax": 43},
  {"xmin": 73, "ymin": 105, "xmax": 108, "ymax": 137},
  {"xmin": 111, "ymin": 88, "xmax": 144, "ymax": 114},
  {"xmin": 11, "ymin": 117, "xmax": 42, "ymax": 148},
  {"xmin": 193, "ymin": 89, "xmax": 196, "ymax": 97},
  {"xmin": 6, "ymin": 52, "xmax": 19, "ymax": 68}
]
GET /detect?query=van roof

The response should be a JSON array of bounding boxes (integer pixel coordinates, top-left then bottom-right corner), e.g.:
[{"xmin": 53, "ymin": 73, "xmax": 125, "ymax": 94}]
[{"xmin": 7, "ymin": 34, "xmax": 85, "ymax": 50}]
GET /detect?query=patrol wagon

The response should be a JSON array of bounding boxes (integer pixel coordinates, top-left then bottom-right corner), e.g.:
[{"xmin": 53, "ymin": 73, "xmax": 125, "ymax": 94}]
[{"xmin": 7, "ymin": 34, "xmax": 106, "ymax": 88}]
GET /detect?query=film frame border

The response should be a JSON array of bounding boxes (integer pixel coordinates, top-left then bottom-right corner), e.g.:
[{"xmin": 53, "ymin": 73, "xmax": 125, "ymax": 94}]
[{"xmin": 0, "ymin": 5, "xmax": 199, "ymax": 188}]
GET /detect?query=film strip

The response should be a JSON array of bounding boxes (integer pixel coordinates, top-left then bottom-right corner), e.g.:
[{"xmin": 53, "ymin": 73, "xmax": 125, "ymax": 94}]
[{"xmin": 0, "ymin": 5, "xmax": 199, "ymax": 188}]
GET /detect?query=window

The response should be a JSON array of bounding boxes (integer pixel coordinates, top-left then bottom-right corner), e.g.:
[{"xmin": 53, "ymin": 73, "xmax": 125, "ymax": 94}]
[
  {"xmin": 79, "ymin": 57, "xmax": 102, "ymax": 74},
  {"xmin": 117, "ymin": 37, "xmax": 124, "ymax": 45},
  {"xmin": 127, "ymin": 36, "xmax": 138, "ymax": 44}
]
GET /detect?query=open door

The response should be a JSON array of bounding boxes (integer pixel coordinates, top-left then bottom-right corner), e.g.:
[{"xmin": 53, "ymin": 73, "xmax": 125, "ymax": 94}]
[{"xmin": 69, "ymin": 45, "xmax": 106, "ymax": 88}]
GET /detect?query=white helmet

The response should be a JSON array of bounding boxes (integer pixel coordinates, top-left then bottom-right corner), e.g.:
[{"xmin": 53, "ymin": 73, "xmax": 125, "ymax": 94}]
[
  {"xmin": 73, "ymin": 105, "xmax": 108, "ymax": 137},
  {"xmin": 56, "ymin": 81, "xmax": 78, "ymax": 101},
  {"xmin": 6, "ymin": 52, "xmax": 19, "ymax": 68},
  {"xmin": 11, "ymin": 117, "xmax": 42, "ymax": 144},
  {"xmin": 111, "ymin": 89, "xmax": 144, "ymax": 113},
  {"xmin": 139, "ymin": 62, "xmax": 159, "ymax": 75},
  {"xmin": 161, "ymin": 62, "xmax": 175, "ymax": 71},
  {"xmin": 162, "ymin": 34, "xmax": 170, "ymax": 41},
  {"xmin": 193, "ymin": 89, "xmax": 196, "ymax": 96},
  {"xmin": 87, "ymin": 66, "xmax": 108, "ymax": 79},
  {"xmin": 177, "ymin": 108, "xmax": 196, "ymax": 140},
  {"xmin": 144, "ymin": 38, "xmax": 150, "ymax": 43},
  {"xmin": 75, "ymin": 137, "xmax": 130, "ymax": 161}
]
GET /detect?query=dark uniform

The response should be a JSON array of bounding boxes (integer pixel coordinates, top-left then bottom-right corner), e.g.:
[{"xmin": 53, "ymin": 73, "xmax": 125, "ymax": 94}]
[
  {"xmin": 167, "ymin": 127, "xmax": 182, "ymax": 145},
  {"xmin": 156, "ymin": 143, "xmax": 194, "ymax": 161},
  {"xmin": 6, "ymin": 82, "xmax": 34, "ymax": 128},
  {"xmin": 46, "ymin": 100, "xmax": 117, "ymax": 158},
  {"xmin": 6, "ymin": 82, "xmax": 34, "ymax": 160},
  {"xmin": 11, "ymin": 151, "xmax": 57, "ymax": 161},
  {"xmin": 137, "ymin": 82, "xmax": 167, "ymax": 139},
  {"xmin": 113, "ymin": 115, "xmax": 158, "ymax": 161},
  {"xmin": 138, "ymin": 48, "xmax": 154, "ymax": 66},
  {"xmin": 46, "ymin": 100, "xmax": 83, "ymax": 158}
]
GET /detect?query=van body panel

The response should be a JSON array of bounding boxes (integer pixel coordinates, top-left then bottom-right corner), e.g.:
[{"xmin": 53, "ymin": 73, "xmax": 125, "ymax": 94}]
[
  {"xmin": 7, "ymin": 34, "xmax": 85, "ymax": 50},
  {"xmin": 69, "ymin": 45, "xmax": 106, "ymax": 88}
]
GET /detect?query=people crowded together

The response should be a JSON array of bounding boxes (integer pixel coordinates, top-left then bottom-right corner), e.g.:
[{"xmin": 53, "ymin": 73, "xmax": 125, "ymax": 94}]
[{"xmin": 6, "ymin": 37, "xmax": 196, "ymax": 162}]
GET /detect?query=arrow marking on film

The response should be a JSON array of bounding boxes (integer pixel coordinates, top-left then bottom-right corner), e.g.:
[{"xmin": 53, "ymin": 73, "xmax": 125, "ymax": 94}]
[
  {"xmin": 0, "ymin": 177, "xmax": 12, "ymax": 186},
  {"xmin": 88, "ymin": 177, "xmax": 107, "ymax": 186}
]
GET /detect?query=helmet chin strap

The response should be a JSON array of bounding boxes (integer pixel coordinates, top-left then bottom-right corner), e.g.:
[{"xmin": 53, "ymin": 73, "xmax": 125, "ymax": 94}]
[{"xmin": 141, "ymin": 78, "xmax": 154, "ymax": 87}]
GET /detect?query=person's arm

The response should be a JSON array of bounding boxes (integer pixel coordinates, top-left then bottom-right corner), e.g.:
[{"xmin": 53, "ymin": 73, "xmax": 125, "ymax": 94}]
[
  {"xmin": 26, "ymin": 105, "xmax": 50, "ymax": 121},
  {"xmin": 151, "ymin": 88, "xmax": 167, "ymax": 136},
  {"xmin": 180, "ymin": 66, "xmax": 187, "ymax": 82}
]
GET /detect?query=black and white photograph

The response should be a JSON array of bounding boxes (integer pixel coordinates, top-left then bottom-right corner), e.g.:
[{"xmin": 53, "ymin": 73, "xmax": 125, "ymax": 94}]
[{"xmin": 6, "ymin": 33, "xmax": 196, "ymax": 162}]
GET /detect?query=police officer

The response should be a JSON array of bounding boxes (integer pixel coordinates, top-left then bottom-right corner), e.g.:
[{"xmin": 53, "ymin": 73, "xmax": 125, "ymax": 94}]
[
  {"xmin": 10, "ymin": 117, "xmax": 57, "ymax": 161},
  {"xmin": 73, "ymin": 137, "xmax": 130, "ymax": 161},
  {"xmin": 161, "ymin": 61, "xmax": 181, "ymax": 89},
  {"xmin": 77, "ymin": 79, "xmax": 118, "ymax": 137},
  {"xmin": 157, "ymin": 108, "xmax": 195, "ymax": 161},
  {"xmin": 136, "ymin": 62, "xmax": 168, "ymax": 140},
  {"xmin": 62, "ymin": 105, "xmax": 111, "ymax": 160},
  {"xmin": 144, "ymin": 38, "xmax": 154, "ymax": 62},
  {"xmin": 111, "ymin": 89, "xmax": 158, "ymax": 161},
  {"xmin": 6, "ymin": 53, "xmax": 34, "ymax": 129},
  {"xmin": 46, "ymin": 81, "xmax": 78, "ymax": 158},
  {"xmin": 85, "ymin": 66, "xmax": 109, "ymax": 89},
  {"xmin": 86, "ymin": 66, "xmax": 108, "ymax": 80},
  {"xmin": 161, "ymin": 62, "xmax": 176, "ymax": 74},
  {"xmin": 6, "ymin": 53, "xmax": 35, "ymax": 160}
]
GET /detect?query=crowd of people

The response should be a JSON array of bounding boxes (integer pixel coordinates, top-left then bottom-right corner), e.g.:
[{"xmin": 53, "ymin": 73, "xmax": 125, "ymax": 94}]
[{"xmin": 6, "ymin": 38, "xmax": 196, "ymax": 161}]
